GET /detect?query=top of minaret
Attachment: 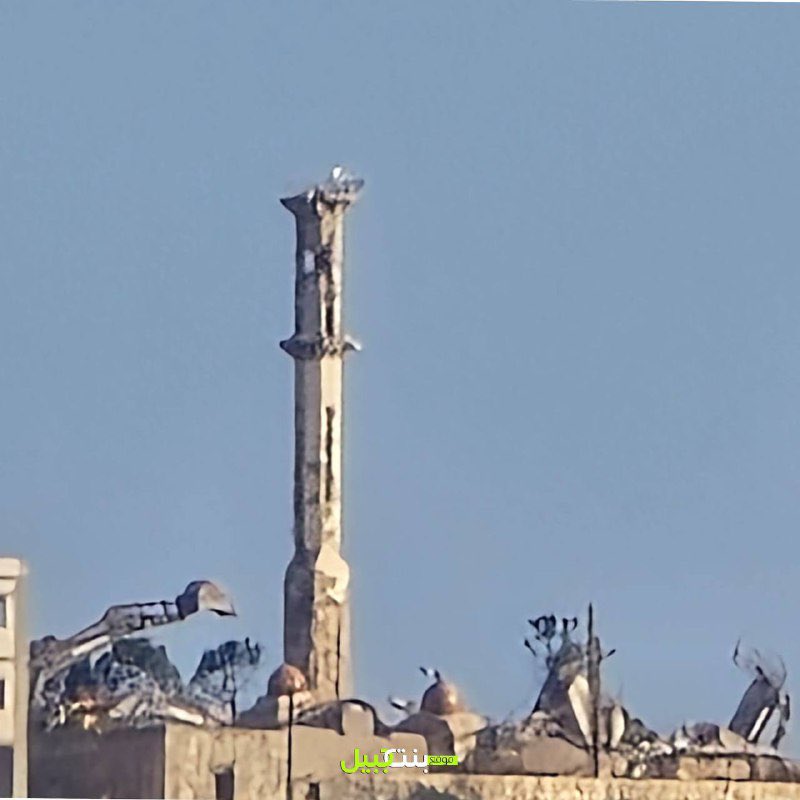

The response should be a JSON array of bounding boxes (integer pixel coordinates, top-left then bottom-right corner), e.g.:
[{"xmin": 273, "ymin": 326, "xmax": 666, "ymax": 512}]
[
  {"xmin": 322, "ymin": 165, "xmax": 364, "ymax": 198},
  {"xmin": 281, "ymin": 166, "xmax": 364, "ymax": 214}
]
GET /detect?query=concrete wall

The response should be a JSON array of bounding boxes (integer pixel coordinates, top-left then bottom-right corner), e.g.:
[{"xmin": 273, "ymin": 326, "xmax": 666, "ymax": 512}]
[
  {"xmin": 164, "ymin": 725, "xmax": 287, "ymax": 800},
  {"xmin": 316, "ymin": 774, "xmax": 800, "ymax": 800},
  {"xmin": 164, "ymin": 724, "xmax": 427, "ymax": 800},
  {"xmin": 31, "ymin": 722, "xmax": 800, "ymax": 800},
  {"xmin": 31, "ymin": 721, "xmax": 427, "ymax": 800},
  {"xmin": 29, "ymin": 727, "xmax": 165, "ymax": 799}
]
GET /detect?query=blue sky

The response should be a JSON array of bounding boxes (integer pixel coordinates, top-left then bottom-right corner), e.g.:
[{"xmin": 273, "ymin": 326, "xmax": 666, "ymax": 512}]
[{"xmin": 3, "ymin": 0, "xmax": 800, "ymax": 749}]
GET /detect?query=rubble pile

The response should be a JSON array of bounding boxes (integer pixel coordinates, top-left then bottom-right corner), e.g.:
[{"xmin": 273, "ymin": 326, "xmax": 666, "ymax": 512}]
[
  {"xmin": 464, "ymin": 612, "xmax": 800, "ymax": 782},
  {"xmin": 28, "ymin": 581, "xmax": 263, "ymax": 733},
  {"xmin": 26, "ymin": 584, "xmax": 800, "ymax": 785},
  {"xmin": 468, "ymin": 716, "xmax": 588, "ymax": 775},
  {"xmin": 32, "ymin": 636, "xmax": 262, "ymax": 732},
  {"xmin": 612, "ymin": 723, "xmax": 800, "ymax": 782}
]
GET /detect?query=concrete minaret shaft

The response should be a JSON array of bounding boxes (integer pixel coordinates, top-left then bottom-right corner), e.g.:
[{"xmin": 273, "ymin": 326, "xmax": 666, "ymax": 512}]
[{"xmin": 280, "ymin": 168, "xmax": 362, "ymax": 702}]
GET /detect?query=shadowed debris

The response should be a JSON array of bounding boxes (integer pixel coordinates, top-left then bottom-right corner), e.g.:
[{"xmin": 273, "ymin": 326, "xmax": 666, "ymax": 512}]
[
  {"xmin": 467, "ymin": 615, "xmax": 800, "ymax": 780},
  {"xmin": 33, "ymin": 636, "xmax": 263, "ymax": 732},
  {"xmin": 27, "ymin": 582, "xmax": 262, "ymax": 732},
  {"xmin": 729, "ymin": 640, "xmax": 791, "ymax": 749},
  {"xmin": 526, "ymin": 613, "xmax": 617, "ymax": 750},
  {"xmin": 187, "ymin": 639, "xmax": 263, "ymax": 722},
  {"xmin": 467, "ymin": 615, "xmax": 799, "ymax": 781}
]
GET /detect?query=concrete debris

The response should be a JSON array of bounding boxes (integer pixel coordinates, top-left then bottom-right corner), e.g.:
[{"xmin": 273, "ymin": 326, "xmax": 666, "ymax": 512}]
[
  {"xmin": 469, "ymin": 719, "xmax": 595, "ymax": 776},
  {"xmin": 729, "ymin": 639, "xmax": 791, "ymax": 748},
  {"xmin": 485, "ymin": 617, "xmax": 800, "ymax": 781},
  {"xmin": 26, "ymin": 582, "xmax": 800, "ymax": 785},
  {"xmin": 469, "ymin": 711, "xmax": 800, "ymax": 782},
  {"xmin": 186, "ymin": 638, "xmax": 263, "ymax": 722},
  {"xmin": 526, "ymin": 613, "xmax": 616, "ymax": 749},
  {"xmin": 31, "ymin": 580, "xmax": 235, "ymax": 681},
  {"xmin": 32, "ymin": 637, "xmax": 262, "ymax": 732},
  {"xmin": 27, "ymin": 581, "xmax": 252, "ymax": 732},
  {"xmin": 388, "ymin": 696, "xmax": 417, "ymax": 717},
  {"xmin": 320, "ymin": 165, "xmax": 365, "ymax": 203}
]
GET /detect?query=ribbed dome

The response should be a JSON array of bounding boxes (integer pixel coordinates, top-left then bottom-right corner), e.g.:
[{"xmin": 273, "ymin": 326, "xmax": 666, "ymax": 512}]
[
  {"xmin": 267, "ymin": 663, "xmax": 308, "ymax": 698},
  {"xmin": 421, "ymin": 679, "xmax": 462, "ymax": 715}
]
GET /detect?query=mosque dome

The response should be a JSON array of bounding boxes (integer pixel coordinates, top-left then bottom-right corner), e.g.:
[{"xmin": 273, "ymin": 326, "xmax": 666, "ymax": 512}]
[
  {"xmin": 421, "ymin": 678, "xmax": 463, "ymax": 715},
  {"xmin": 267, "ymin": 663, "xmax": 308, "ymax": 698}
]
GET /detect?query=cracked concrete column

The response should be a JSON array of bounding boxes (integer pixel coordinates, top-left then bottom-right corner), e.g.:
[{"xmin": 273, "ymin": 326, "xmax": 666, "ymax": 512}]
[{"xmin": 279, "ymin": 168, "xmax": 362, "ymax": 703}]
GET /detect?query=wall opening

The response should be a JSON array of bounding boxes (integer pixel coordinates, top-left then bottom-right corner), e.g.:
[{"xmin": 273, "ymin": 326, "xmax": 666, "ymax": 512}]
[
  {"xmin": 0, "ymin": 747, "xmax": 12, "ymax": 798},
  {"xmin": 324, "ymin": 302, "xmax": 334, "ymax": 339},
  {"xmin": 0, "ymin": 679, "xmax": 5, "ymax": 710},
  {"xmin": 306, "ymin": 783, "xmax": 320, "ymax": 800},
  {"xmin": 317, "ymin": 247, "xmax": 335, "ymax": 339},
  {"xmin": 214, "ymin": 768, "xmax": 234, "ymax": 800},
  {"xmin": 324, "ymin": 406, "xmax": 335, "ymax": 502},
  {"xmin": 0, "ymin": 596, "xmax": 6, "ymax": 628}
]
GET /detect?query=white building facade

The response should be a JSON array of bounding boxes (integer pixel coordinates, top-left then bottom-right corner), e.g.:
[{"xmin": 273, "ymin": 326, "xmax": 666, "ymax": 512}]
[{"xmin": 0, "ymin": 558, "xmax": 28, "ymax": 797}]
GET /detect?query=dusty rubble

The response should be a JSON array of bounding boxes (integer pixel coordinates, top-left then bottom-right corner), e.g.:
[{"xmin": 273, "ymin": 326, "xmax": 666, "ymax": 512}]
[
  {"xmin": 462, "ymin": 612, "xmax": 800, "ymax": 782},
  {"xmin": 28, "ymin": 580, "xmax": 262, "ymax": 732},
  {"xmin": 27, "ymin": 585, "xmax": 800, "ymax": 784}
]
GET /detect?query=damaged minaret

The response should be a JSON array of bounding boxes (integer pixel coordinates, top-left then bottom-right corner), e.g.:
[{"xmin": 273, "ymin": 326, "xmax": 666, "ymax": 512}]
[{"xmin": 279, "ymin": 167, "xmax": 363, "ymax": 703}]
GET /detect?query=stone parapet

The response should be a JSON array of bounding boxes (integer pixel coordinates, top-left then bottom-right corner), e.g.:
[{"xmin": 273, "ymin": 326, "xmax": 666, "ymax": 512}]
[{"xmin": 316, "ymin": 774, "xmax": 800, "ymax": 800}]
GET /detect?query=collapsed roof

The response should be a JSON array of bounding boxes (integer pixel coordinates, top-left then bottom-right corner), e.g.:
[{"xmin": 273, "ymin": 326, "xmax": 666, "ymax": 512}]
[
  {"xmin": 28, "ymin": 586, "xmax": 797, "ymax": 783},
  {"xmin": 513, "ymin": 611, "xmax": 794, "ymax": 777},
  {"xmin": 28, "ymin": 581, "xmax": 258, "ymax": 732}
]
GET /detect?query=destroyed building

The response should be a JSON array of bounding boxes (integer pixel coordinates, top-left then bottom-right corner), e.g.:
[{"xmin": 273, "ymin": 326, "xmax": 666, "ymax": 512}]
[{"xmin": 11, "ymin": 169, "xmax": 800, "ymax": 800}]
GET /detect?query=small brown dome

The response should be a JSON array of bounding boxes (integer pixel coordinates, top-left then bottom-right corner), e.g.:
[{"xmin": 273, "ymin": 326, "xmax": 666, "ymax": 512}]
[
  {"xmin": 421, "ymin": 679, "xmax": 462, "ymax": 715},
  {"xmin": 267, "ymin": 663, "xmax": 308, "ymax": 697}
]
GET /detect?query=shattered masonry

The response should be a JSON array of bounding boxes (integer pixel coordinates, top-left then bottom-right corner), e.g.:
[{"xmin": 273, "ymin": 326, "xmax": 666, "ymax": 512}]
[{"xmin": 28, "ymin": 581, "xmax": 254, "ymax": 732}]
